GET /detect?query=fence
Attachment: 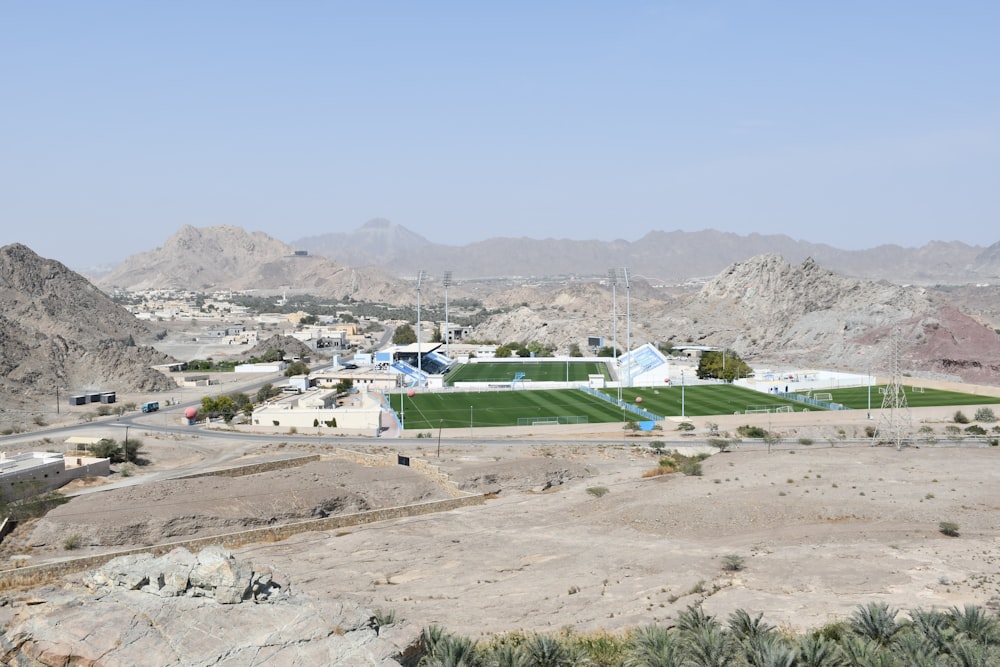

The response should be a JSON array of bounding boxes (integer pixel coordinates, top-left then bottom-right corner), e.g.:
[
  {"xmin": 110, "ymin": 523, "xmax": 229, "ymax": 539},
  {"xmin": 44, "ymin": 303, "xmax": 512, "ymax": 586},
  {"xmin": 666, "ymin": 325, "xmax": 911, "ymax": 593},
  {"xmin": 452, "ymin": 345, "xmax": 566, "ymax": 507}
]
[{"xmin": 577, "ymin": 386, "xmax": 663, "ymax": 421}]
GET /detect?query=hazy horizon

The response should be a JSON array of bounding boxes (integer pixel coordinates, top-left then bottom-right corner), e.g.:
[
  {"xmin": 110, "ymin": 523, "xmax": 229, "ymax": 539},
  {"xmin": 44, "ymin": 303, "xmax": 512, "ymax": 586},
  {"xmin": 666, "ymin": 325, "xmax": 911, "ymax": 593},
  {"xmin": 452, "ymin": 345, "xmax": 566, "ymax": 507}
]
[{"xmin": 3, "ymin": 2, "xmax": 998, "ymax": 268}]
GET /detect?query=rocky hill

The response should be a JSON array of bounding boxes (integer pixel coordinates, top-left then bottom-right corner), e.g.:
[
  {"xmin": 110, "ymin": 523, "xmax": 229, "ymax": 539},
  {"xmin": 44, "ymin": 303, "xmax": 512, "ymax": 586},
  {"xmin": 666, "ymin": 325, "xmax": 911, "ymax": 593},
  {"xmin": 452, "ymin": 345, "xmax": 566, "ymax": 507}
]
[
  {"xmin": 296, "ymin": 219, "xmax": 1000, "ymax": 285},
  {"xmin": 0, "ymin": 244, "xmax": 176, "ymax": 412},
  {"xmin": 97, "ymin": 225, "xmax": 410, "ymax": 303},
  {"xmin": 469, "ymin": 255, "xmax": 1000, "ymax": 383}
]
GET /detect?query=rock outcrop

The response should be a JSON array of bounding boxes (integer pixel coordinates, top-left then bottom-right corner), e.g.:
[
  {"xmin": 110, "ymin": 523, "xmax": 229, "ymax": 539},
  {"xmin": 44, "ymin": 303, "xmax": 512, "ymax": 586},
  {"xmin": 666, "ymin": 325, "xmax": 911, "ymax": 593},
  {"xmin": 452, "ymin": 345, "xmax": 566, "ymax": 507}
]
[{"xmin": 0, "ymin": 547, "xmax": 420, "ymax": 666}]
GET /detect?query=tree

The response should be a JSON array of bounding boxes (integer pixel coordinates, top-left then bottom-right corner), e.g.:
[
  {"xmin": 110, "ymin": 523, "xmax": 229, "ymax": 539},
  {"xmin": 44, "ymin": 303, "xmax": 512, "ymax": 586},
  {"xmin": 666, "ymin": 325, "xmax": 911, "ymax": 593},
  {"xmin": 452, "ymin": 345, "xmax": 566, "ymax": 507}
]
[
  {"xmin": 697, "ymin": 350, "xmax": 752, "ymax": 382},
  {"xmin": 432, "ymin": 326, "xmax": 442, "ymax": 343},
  {"xmin": 284, "ymin": 361, "xmax": 310, "ymax": 376},
  {"xmin": 568, "ymin": 343, "xmax": 583, "ymax": 357},
  {"xmin": 393, "ymin": 323, "xmax": 417, "ymax": 345},
  {"xmin": 298, "ymin": 314, "xmax": 318, "ymax": 326},
  {"xmin": 494, "ymin": 344, "xmax": 513, "ymax": 358},
  {"xmin": 597, "ymin": 345, "xmax": 622, "ymax": 358}
]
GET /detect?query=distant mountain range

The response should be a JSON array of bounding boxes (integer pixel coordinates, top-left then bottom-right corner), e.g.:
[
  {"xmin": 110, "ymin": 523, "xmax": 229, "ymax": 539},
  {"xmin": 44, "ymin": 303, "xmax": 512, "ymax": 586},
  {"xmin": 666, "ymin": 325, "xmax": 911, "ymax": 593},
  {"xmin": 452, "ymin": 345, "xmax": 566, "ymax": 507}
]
[{"xmin": 295, "ymin": 219, "xmax": 1000, "ymax": 284}]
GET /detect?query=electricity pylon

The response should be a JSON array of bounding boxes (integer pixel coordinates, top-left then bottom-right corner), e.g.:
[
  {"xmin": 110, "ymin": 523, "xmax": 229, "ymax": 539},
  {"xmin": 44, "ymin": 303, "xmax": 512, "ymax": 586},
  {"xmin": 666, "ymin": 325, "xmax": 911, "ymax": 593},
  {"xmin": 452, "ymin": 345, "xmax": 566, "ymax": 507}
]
[{"xmin": 870, "ymin": 329, "xmax": 912, "ymax": 450}]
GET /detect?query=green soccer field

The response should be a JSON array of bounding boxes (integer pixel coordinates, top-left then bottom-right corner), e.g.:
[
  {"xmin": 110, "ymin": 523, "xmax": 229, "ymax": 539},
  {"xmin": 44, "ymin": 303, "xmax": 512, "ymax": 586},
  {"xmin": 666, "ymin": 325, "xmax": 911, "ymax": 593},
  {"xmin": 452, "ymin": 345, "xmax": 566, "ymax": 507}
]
[
  {"xmin": 395, "ymin": 388, "xmax": 629, "ymax": 430},
  {"xmin": 825, "ymin": 386, "xmax": 1000, "ymax": 410},
  {"xmin": 445, "ymin": 360, "xmax": 611, "ymax": 385},
  {"xmin": 603, "ymin": 385, "xmax": 817, "ymax": 417},
  {"xmin": 393, "ymin": 383, "xmax": 1000, "ymax": 431}
]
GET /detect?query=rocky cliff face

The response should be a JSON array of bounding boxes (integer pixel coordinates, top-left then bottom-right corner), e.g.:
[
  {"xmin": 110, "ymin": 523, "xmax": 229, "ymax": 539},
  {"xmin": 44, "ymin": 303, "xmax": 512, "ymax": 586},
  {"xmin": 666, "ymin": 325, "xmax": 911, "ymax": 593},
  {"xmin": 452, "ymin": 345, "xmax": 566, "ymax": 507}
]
[{"xmin": 0, "ymin": 244, "xmax": 176, "ymax": 408}]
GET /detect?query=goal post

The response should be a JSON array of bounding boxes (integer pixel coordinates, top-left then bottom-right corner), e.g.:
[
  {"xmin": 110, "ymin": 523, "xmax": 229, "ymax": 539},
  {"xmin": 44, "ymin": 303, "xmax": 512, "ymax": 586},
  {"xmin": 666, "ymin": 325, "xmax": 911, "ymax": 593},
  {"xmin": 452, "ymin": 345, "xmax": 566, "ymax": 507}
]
[{"xmin": 813, "ymin": 392, "xmax": 833, "ymax": 401}]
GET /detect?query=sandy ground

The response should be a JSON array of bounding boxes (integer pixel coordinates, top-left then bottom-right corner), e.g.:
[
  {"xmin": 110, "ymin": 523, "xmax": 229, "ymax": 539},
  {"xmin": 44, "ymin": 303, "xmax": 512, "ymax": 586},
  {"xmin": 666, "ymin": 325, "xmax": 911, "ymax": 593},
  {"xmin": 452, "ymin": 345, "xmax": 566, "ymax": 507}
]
[{"xmin": 5, "ymin": 372, "xmax": 1000, "ymax": 637}]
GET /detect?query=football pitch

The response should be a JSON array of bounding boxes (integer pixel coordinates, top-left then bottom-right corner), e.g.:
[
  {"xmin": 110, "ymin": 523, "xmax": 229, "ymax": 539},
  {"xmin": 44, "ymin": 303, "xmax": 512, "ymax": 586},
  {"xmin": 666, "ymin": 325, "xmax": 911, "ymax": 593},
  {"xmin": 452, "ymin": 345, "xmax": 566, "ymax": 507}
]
[
  {"xmin": 396, "ymin": 384, "xmax": 812, "ymax": 430},
  {"xmin": 446, "ymin": 360, "xmax": 611, "ymax": 384},
  {"xmin": 394, "ymin": 384, "xmax": 1000, "ymax": 431},
  {"xmin": 825, "ymin": 385, "xmax": 1000, "ymax": 410}
]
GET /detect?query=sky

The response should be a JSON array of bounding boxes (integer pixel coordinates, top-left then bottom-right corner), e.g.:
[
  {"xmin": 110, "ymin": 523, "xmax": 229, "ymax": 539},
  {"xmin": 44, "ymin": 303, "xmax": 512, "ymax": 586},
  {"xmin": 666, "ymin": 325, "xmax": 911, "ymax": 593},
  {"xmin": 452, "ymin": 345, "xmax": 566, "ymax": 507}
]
[{"xmin": 2, "ymin": 2, "xmax": 999, "ymax": 268}]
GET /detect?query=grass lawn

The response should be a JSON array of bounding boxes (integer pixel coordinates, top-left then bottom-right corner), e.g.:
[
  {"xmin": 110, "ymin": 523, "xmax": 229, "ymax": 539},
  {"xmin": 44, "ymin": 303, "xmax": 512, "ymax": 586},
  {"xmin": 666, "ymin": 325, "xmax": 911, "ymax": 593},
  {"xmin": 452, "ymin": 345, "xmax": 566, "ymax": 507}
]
[
  {"xmin": 397, "ymin": 389, "xmax": 629, "ymax": 430},
  {"xmin": 446, "ymin": 361, "xmax": 611, "ymax": 385},
  {"xmin": 604, "ymin": 385, "xmax": 817, "ymax": 418},
  {"xmin": 826, "ymin": 386, "xmax": 1000, "ymax": 410},
  {"xmin": 394, "ymin": 384, "xmax": 1000, "ymax": 431}
]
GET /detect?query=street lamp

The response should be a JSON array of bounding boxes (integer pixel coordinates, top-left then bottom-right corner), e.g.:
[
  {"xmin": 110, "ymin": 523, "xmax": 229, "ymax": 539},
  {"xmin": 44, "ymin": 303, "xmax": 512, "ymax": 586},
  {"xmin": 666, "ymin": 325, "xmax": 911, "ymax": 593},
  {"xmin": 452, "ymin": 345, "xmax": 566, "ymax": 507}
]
[
  {"xmin": 469, "ymin": 405, "xmax": 473, "ymax": 439},
  {"xmin": 681, "ymin": 369, "xmax": 686, "ymax": 418}
]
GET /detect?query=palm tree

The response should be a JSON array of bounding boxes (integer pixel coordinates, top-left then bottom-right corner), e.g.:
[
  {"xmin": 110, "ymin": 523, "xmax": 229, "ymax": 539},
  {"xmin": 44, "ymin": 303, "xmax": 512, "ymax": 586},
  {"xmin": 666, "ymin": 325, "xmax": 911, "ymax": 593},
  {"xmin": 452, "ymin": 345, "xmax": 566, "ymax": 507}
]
[
  {"xmin": 624, "ymin": 625, "xmax": 679, "ymax": 667},
  {"xmin": 948, "ymin": 604, "xmax": 999, "ymax": 645},
  {"xmin": 743, "ymin": 633, "xmax": 796, "ymax": 667},
  {"xmin": 908, "ymin": 607, "xmax": 953, "ymax": 655},
  {"xmin": 419, "ymin": 633, "xmax": 481, "ymax": 667},
  {"xmin": 891, "ymin": 630, "xmax": 939, "ymax": 667},
  {"xmin": 796, "ymin": 634, "xmax": 842, "ymax": 667},
  {"xmin": 849, "ymin": 602, "xmax": 901, "ymax": 647},
  {"xmin": 676, "ymin": 605, "xmax": 719, "ymax": 636},
  {"xmin": 481, "ymin": 643, "xmax": 530, "ymax": 667},
  {"xmin": 682, "ymin": 625, "xmax": 734, "ymax": 667},
  {"xmin": 521, "ymin": 634, "xmax": 579, "ymax": 667},
  {"xmin": 728, "ymin": 609, "xmax": 775, "ymax": 643}
]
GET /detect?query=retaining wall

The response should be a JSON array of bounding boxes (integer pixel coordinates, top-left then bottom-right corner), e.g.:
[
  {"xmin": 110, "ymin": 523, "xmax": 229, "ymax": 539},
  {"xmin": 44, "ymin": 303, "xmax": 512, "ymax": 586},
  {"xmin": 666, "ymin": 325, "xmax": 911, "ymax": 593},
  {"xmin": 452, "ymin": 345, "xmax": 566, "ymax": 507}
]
[{"xmin": 0, "ymin": 493, "xmax": 486, "ymax": 591}]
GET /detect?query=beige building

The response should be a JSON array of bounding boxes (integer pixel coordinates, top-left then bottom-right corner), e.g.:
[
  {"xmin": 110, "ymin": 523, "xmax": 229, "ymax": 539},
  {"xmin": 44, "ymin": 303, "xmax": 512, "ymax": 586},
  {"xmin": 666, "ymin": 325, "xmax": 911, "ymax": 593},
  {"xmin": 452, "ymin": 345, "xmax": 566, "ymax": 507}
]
[{"xmin": 251, "ymin": 387, "xmax": 386, "ymax": 431}]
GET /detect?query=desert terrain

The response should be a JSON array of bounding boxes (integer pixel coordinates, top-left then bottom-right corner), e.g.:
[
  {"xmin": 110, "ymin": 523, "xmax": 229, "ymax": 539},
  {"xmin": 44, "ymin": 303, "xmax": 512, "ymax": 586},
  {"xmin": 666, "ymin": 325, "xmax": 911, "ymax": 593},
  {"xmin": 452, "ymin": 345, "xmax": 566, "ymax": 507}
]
[{"xmin": 5, "ymin": 396, "xmax": 1000, "ymax": 641}]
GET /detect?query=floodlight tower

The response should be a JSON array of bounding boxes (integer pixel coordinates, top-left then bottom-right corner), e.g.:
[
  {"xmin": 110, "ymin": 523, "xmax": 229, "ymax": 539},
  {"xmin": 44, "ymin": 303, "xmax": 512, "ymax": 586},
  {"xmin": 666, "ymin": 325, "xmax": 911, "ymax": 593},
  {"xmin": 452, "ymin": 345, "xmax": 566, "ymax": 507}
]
[
  {"xmin": 871, "ymin": 329, "xmax": 912, "ymax": 450},
  {"xmin": 622, "ymin": 267, "xmax": 631, "ymax": 388},
  {"xmin": 608, "ymin": 269, "xmax": 620, "ymax": 403},
  {"xmin": 416, "ymin": 270, "xmax": 426, "ymax": 379},
  {"xmin": 443, "ymin": 270, "xmax": 453, "ymax": 360}
]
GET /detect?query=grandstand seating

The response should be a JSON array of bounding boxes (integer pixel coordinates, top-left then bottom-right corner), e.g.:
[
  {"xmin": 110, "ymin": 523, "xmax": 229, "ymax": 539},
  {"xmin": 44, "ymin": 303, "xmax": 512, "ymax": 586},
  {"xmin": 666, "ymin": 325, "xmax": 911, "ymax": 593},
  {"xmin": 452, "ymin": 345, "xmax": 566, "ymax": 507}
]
[{"xmin": 392, "ymin": 360, "xmax": 429, "ymax": 386}]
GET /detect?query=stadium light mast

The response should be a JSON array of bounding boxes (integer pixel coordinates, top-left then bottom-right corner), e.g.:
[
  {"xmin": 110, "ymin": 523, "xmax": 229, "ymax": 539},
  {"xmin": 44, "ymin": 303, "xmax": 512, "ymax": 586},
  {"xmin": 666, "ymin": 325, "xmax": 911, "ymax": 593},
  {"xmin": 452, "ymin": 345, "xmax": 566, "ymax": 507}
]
[
  {"xmin": 609, "ymin": 269, "xmax": 619, "ymax": 403},
  {"xmin": 443, "ymin": 271, "xmax": 453, "ymax": 360},
  {"xmin": 416, "ymin": 270, "xmax": 426, "ymax": 380},
  {"xmin": 622, "ymin": 267, "xmax": 631, "ymax": 388}
]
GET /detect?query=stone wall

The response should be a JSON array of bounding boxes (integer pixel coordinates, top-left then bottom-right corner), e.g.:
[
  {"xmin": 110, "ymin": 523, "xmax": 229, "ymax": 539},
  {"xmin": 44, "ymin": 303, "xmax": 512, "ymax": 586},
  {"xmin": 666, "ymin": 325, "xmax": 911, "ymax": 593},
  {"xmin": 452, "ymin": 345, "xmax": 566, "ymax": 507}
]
[
  {"xmin": 0, "ymin": 493, "xmax": 486, "ymax": 591},
  {"xmin": 177, "ymin": 454, "xmax": 320, "ymax": 480}
]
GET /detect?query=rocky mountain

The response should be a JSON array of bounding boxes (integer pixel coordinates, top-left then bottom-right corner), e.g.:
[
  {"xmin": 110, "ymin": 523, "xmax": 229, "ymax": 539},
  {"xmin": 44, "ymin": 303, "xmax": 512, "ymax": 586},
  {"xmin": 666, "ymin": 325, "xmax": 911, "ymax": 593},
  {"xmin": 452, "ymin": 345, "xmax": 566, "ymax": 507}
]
[
  {"xmin": 468, "ymin": 254, "xmax": 1000, "ymax": 383},
  {"xmin": 296, "ymin": 220, "xmax": 1000, "ymax": 285},
  {"xmin": 97, "ymin": 225, "xmax": 410, "ymax": 303},
  {"xmin": 0, "ymin": 244, "xmax": 176, "ymax": 411}
]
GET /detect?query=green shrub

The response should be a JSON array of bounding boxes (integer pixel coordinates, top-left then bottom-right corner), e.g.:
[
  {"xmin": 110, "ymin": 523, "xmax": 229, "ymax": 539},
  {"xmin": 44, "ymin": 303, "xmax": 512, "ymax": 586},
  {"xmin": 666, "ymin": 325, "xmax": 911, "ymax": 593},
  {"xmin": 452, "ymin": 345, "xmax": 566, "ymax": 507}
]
[
  {"xmin": 676, "ymin": 421, "xmax": 695, "ymax": 432},
  {"xmin": 965, "ymin": 425, "xmax": 987, "ymax": 436},
  {"xmin": 586, "ymin": 486, "xmax": 609, "ymax": 498},
  {"xmin": 953, "ymin": 410, "xmax": 969, "ymax": 424},
  {"xmin": 721, "ymin": 554, "xmax": 745, "ymax": 571},
  {"xmin": 737, "ymin": 424, "xmax": 768, "ymax": 438},
  {"xmin": 974, "ymin": 407, "xmax": 997, "ymax": 422},
  {"xmin": 939, "ymin": 521, "xmax": 960, "ymax": 537},
  {"xmin": 63, "ymin": 533, "xmax": 82, "ymax": 550}
]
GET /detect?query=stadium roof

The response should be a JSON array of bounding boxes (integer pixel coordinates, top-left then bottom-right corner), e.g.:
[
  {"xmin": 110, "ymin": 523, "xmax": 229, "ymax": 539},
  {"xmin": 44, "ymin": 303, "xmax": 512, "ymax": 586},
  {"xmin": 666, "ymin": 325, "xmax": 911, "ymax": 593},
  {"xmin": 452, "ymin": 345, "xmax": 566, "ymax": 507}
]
[{"xmin": 393, "ymin": 343, "xmax": 442, "ymax": 354}]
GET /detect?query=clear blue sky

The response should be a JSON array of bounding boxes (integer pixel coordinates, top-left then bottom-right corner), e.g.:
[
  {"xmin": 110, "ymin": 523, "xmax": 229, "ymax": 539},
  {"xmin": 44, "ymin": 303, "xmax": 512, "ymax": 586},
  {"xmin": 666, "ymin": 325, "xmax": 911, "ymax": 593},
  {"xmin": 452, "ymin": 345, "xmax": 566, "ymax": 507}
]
[{"xmin": 2, "ymin": 1, "xmax": 998, "ymax": 267}]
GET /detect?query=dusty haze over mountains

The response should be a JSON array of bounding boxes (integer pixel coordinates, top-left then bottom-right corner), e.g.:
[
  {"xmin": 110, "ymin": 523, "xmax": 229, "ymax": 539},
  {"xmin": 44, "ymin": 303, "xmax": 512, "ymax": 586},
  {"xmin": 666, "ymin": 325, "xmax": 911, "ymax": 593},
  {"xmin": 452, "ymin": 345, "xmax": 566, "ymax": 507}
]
[{"xmin": 83, "ymin": 224, "xmax": 1000, "ymax": 386}]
